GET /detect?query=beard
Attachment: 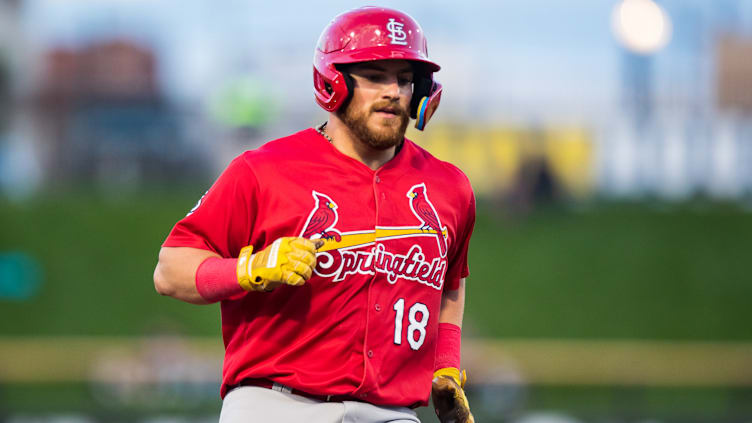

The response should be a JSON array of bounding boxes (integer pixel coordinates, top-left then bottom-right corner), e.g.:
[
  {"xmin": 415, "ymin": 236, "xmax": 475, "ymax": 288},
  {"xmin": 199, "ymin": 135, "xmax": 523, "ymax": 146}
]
[{"xmin": 338, "ymin": 100, "xmax": 409, "ymax": 150}]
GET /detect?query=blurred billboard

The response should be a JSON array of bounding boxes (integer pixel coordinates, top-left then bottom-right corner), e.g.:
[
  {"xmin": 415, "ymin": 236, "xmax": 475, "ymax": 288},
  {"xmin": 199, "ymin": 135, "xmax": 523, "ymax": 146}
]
[{"xmin": 717, "ymin": 35, "xmax": 752, "ymax": 112}]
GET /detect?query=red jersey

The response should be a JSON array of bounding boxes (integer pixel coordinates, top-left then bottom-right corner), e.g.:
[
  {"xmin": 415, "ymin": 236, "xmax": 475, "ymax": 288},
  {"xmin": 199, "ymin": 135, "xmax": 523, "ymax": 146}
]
[{"xmin": 163, "ymin": 128, "xmax": 475, "ymax": 407}]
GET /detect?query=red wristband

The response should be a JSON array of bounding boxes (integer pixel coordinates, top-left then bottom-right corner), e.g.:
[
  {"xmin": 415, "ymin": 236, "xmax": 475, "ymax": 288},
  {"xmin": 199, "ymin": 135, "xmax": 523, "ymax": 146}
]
[
  {"xmin": 434, "ymin": 322, "xmax": 462, "ymax": 371},
  {"xmin": 195, "ymin": 257, "xmax": 245, "ymax": 302}
]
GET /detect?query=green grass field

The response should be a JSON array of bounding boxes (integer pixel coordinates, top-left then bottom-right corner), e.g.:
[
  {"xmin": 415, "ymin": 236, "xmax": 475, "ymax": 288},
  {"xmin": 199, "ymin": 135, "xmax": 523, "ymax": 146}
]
[
  {"xmin": 0, "ymin": 190, "xmax": 221, "ymax": 336},
  {"xmin": 467, "ymin": 202, "xmax": 752, "ymax": 340},
  {"xmin": 1, "ymin": 191, "xmax": 751, "ymax": 340}
]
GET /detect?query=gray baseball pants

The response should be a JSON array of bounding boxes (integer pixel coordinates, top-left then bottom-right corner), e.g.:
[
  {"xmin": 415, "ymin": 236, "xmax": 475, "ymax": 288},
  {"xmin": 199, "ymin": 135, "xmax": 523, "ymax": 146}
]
[{"xmin": 219, "ymin": 385, "xmax": 421, "ymax": 423}]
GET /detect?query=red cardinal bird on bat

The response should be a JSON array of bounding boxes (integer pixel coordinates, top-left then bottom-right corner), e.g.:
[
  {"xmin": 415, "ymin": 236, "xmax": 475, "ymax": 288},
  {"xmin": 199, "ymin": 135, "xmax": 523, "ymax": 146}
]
[
  {"xmin": 407, "ymin": 183, "xmax": 448, "ymax": 257},
  {"xmin": 301, "ymin": 191, "xmax": 342, "ymax": 242}
]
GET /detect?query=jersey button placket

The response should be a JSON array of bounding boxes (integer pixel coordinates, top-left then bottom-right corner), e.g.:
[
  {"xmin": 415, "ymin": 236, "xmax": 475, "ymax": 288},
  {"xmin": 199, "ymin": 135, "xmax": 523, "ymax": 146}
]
[{"xmin": 368, "ymin": 172, "xmax": 380, "ymax": 387}]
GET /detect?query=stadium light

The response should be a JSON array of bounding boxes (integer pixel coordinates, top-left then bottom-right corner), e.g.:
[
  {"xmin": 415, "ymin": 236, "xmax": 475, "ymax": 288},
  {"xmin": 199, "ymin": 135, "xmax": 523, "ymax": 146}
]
[{"xmin": 611, "ymin": 0, "xmax": 672, "ymax": 54}]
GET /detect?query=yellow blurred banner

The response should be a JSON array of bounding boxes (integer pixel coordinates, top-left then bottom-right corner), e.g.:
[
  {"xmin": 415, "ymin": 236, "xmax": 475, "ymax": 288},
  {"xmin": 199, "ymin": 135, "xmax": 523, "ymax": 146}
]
[
  {"xmin": 407, "ymin": 124, "xmax": 594, "ymax": 197},
  {"xmin": 463, "ymin": 339, "xmax": 752, "ymax": 387}
]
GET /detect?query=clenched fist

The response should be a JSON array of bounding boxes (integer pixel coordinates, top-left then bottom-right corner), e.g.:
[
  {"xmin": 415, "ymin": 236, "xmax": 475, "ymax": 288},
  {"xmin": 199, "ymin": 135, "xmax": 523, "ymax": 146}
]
[{"xmin": 237, "ymin": 237, "xmax": 324, "ymax": 292}]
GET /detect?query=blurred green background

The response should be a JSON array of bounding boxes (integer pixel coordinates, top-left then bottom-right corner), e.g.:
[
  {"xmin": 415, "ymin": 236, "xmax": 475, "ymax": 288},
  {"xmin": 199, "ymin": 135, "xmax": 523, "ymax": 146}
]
[{"xmin": 3, "ymin": 194, "xmax": 752, "ymax": 340}]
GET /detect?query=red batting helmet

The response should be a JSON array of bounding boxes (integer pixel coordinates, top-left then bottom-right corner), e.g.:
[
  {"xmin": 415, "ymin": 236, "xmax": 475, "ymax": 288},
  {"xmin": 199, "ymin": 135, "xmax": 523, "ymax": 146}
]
[{"xmin": 313, "ymin": 6, "xmax": 443, "ymax": 130}]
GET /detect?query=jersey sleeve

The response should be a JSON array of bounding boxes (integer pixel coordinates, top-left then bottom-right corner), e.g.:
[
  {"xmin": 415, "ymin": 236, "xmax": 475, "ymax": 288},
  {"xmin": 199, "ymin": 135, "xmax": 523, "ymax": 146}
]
[
  {"xmin": 162, "ymin": 154, "xmax": 258, "ymax": 258},
  {"xmin": 443, "ymin": 188, "xmax": 476, "ymax": 291}
]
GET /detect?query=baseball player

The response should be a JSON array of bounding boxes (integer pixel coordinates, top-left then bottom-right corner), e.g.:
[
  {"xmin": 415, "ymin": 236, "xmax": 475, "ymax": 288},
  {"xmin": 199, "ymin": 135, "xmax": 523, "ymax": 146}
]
[{"xmin": 154, "ymin": 7, "xmax": 475, "ymax": 423}]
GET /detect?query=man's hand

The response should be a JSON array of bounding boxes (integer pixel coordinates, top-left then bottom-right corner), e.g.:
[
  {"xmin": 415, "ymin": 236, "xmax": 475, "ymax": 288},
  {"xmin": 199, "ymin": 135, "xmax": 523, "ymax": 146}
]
[
  {"xmin": 431, "ymin": 367, "xmax": 474, "ymax": 423},
  {"xmin": 237, "ymin": 237, "xmax": 324, "ymax": 292}
]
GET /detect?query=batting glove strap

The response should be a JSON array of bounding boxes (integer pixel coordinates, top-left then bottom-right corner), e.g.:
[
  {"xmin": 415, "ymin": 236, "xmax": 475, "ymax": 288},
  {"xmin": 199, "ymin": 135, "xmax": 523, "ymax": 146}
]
[
  {"xmin": 433, "ymin": 367, "xmax": 467, "ymax": 389},
  {"xmin": 236, "ymin": 245, "xmax": 261, "ymax": 291}
]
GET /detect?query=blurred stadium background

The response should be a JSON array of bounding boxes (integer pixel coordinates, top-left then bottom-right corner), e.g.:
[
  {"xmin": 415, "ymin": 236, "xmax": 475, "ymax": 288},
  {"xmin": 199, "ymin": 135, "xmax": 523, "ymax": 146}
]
[{"xmin": 1, "ymin": 0, "xmax": 752, "ymax": 422}]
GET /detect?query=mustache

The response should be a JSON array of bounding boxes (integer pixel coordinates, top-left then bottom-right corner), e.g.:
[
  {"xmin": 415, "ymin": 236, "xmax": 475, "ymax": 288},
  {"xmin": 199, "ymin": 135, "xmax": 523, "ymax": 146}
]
[{"xmin": 370, "ymin": 101, "xmax": 409, "ymax": 118}]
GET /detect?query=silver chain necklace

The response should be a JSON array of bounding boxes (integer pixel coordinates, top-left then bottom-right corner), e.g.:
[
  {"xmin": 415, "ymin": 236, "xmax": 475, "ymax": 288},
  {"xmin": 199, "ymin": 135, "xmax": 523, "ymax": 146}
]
[{"xmin": 315, "ymin": 122, "xmax": 334, "ymax": 143}]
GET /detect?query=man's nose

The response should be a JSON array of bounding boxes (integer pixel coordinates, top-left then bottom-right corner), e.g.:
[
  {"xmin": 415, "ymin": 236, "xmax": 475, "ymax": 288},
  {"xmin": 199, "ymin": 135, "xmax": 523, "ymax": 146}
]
[{"xmin": 381, "ymin": 77, "xmax": 401, "ymax": 99}]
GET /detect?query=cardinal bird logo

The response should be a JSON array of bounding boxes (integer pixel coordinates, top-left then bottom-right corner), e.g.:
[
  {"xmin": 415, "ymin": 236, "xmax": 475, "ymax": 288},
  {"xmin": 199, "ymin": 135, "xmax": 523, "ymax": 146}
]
[
  {"xmin": 407, "ymin": 183, "xmax": 448, "ymax": 257},
  {"xmin": 300, "ymin": 191, "xmax": 342, "ymax": 242}
]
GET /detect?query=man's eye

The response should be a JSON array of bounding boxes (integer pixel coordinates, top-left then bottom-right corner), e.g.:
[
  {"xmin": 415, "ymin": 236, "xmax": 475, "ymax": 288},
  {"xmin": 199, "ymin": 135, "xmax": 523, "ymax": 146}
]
[{"xmin": 399, "ymin": 77, "xmax": 413, "ymax": 86}]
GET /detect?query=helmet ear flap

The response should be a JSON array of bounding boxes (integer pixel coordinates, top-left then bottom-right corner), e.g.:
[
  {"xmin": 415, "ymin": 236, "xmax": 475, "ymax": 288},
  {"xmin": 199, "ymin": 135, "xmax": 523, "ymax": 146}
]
[
  {"xmin": 412, "ymin": 78, "xmax": 442, "ymax": 131},
  {"xmin": 326, "ymin": 64, "xmax": 354, "ymax": 112},
  {"xmin": 410, "ymin": 74, "xmax": 434, "ymax": 119},
  {"xmin": 313, "ymin": 65, "xmax": 352, "ymax": 112}
]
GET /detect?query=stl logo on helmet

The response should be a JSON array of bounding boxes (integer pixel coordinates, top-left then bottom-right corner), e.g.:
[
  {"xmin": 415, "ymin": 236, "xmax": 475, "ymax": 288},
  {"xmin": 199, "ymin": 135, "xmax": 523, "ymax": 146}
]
[{"xmin": 386, "ymin": 18, "xmax": 408, "ymax": 45}]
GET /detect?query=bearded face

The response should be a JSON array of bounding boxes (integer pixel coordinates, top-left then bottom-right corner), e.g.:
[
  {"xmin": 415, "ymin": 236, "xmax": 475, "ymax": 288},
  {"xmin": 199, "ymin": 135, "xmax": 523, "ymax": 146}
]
[
  {"xmin": 336, "ymin": 60, "xmax": 414, "ymax": 151},
  {"xmin": 338, "ymin": 99, "xmax": 410, "ymax": 150}
]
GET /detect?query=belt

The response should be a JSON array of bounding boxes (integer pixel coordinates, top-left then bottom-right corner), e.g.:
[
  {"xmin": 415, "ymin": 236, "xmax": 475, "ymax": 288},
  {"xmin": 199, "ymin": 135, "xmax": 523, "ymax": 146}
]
[{"xmin": 231, "ymin": 378, "xmax": 363, "ymax": 403}]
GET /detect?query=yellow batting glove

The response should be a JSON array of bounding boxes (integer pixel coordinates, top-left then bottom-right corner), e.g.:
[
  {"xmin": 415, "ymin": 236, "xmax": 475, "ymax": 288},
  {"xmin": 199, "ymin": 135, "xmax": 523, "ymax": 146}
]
[
  {"xmin": 236, "ymin": 237, "xmax": 323, "ymax": 292},
  {"xmin": 432, "ymin": 367, "xmax": 474, "ymax": 423}
]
